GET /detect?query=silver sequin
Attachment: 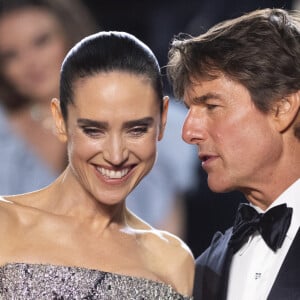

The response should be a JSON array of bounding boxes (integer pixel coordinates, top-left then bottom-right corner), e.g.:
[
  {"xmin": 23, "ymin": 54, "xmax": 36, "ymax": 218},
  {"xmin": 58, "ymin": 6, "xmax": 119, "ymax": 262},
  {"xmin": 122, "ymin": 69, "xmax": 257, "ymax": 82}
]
[{"xmin": 0, "ymin": 263, "xmax": 192, "ymax": 299}]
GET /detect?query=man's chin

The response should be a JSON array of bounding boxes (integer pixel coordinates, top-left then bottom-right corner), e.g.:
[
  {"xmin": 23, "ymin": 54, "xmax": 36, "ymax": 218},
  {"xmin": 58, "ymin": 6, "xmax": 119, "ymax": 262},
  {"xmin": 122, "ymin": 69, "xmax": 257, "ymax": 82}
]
[{"xmin": 207, "ymin": 177, "xmax": 235, "ymax": 193}]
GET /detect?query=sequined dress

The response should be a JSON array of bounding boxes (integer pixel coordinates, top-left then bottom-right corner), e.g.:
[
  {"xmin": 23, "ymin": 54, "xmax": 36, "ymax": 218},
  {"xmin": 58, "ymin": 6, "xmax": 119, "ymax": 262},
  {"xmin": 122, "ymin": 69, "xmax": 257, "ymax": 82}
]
[{"xmin": 0, "ymin": 263, "xmax": 192, "ymax": 299}]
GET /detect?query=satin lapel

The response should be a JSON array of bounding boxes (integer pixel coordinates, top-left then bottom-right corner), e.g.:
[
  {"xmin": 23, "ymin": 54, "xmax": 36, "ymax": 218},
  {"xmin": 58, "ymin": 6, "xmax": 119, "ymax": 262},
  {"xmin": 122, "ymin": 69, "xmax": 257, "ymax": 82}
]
[
  {"xmin": 267, "ymin": 229, "xmax": 300, "ymax": 300},
  {"xmin": 196, "ymin": 229, "xmax": 233, "ymax": 300},
  {"xmin": 218, "ymin": 246, "xmax": 234, "ymax": 300}
]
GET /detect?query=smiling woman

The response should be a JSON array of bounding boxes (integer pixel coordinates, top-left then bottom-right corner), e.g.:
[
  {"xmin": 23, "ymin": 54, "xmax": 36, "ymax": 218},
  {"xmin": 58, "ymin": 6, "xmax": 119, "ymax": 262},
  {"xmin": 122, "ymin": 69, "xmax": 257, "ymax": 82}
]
[
  {"xmin": 0, "ymin": 31, "xmax": 194, "ymax": 299},
  {"xmin": 52, "ymin": 70, "xmax": 163, "ymax": 206}
]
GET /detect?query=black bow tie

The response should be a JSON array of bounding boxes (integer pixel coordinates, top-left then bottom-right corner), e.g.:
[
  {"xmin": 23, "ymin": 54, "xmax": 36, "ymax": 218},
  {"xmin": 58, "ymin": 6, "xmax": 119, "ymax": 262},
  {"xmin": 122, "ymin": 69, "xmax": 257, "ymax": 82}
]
[{"xmin": 228, "ymin": 203, "xmax": 292, "ymax": 253}]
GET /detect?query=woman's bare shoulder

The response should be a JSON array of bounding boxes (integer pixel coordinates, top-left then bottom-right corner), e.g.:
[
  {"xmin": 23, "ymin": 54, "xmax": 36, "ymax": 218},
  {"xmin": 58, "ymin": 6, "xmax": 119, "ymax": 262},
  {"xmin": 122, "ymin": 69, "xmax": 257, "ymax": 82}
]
[
  {"xmin": 146, "ymin": 229, "xmax": 195, "ymax": 270},
  {"xmin": 0, "ymin": 193, "xmax": 45, "ymax": 243},
  {"xmin": 127, "ymin": 212, "xmax": 195, "ymax": 296},
  {"xmin": 127, "ymin": 209, "xmax": 193, "ymax": 255},
  {"xmin": 0, "ymin": 193, "xmax": 38, "ymax": 221},
  {"xmin": 0, "ymin": 196, "xmax": 26, "ymax": 264},
  {"xmin": 145, "ymin": 229, "xmax": 195, "ymax": 296},
  {"xmin": 0, "ymin": 195, "xmax": 20, "ymax": 223}
]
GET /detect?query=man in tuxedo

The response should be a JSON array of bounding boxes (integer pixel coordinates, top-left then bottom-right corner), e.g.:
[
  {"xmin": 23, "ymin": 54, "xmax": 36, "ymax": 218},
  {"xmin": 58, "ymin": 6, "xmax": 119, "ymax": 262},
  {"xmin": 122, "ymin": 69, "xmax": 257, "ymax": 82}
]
[{"xmin": 167, "ymin": 8, "xmax": 300, "ymax": 300}]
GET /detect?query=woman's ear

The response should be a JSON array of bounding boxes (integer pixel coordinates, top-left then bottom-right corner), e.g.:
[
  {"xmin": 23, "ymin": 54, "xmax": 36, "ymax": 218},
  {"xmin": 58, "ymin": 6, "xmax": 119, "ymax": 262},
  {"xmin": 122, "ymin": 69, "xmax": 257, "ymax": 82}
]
[
  {"xmin": 272, "ymin": 91, "xmax": 300, "ymax": 134},
  {"xmin": 158, "ymin": 96, "xmax": 169, "ymax": 141},
  {"xmin": 51, "ymin": 98, "xmax": 67, "ymax": 143}
]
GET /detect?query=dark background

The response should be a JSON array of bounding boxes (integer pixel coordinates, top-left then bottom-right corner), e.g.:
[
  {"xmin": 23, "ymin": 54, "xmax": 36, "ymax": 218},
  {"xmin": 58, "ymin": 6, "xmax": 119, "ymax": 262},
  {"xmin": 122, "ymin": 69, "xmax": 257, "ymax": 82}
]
[{"xmin": 84, "ymin": 0, "xmax": 292, "ymax": 79}]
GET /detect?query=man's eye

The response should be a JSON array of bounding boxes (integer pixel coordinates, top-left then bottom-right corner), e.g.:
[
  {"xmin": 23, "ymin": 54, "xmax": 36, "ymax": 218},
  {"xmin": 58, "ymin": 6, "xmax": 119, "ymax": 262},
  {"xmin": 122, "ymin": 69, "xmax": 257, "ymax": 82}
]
[{"xmin": 206, "ymin": 104, "xmax": 218, "ymax": 110}]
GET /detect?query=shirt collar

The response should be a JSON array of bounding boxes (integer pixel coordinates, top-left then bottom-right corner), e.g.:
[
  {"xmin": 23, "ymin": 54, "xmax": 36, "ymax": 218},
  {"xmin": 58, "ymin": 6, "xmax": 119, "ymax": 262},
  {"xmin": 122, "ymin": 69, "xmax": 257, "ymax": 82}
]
[{"xmin": 252, "ymin": 178, "xmax": 300, "ymax": 240}]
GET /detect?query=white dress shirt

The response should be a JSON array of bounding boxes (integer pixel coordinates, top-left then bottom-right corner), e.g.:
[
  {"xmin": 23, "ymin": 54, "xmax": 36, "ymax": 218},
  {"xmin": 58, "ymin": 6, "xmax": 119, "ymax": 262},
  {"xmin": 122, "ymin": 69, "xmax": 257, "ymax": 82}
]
[{"xmin": 227, "ymin": 179, "xmax": 300, "ymax": 300}]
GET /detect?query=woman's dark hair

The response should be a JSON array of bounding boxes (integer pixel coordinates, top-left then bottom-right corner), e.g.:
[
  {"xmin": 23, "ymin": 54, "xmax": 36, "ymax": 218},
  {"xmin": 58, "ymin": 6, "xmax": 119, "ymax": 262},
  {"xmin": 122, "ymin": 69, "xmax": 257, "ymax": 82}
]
[
  {"xmin": 167, "ymin": 8, "xmax": 300, "ymax": 113},
  {"xmin": 60, "ymin": 31, "xmax": 164, "ymax": 120},
  {"xmin": 0, "ymin": 0, "xmax": 98, "ymax": 111}
]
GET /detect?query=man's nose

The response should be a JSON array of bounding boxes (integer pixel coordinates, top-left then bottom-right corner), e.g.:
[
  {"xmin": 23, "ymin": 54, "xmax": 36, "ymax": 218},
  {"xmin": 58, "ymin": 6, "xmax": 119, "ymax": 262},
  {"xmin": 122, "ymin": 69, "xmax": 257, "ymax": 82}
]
[{"xmin": 182, "ymin": 109, "xmax": 207, "ymax": 145}]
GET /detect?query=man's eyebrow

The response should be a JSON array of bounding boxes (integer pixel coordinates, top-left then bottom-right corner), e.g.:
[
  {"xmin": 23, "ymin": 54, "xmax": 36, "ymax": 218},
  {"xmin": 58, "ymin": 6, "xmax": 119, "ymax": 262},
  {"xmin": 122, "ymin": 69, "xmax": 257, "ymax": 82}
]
[
  {"xmin": 192, "ymin": 92, "xmax": 222, "ymax": 104},
  {"xmin": 184, "ymin": 92, "xmax": 222, "ymax": 108}
]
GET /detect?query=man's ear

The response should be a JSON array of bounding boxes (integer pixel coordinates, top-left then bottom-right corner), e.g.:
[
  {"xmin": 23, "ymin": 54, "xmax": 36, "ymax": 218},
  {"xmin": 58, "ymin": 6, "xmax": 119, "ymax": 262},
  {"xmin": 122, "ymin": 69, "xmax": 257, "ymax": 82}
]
[
  {"xmin": 272, "ymin": 91, "xmax": 300, "ymax": 133},
  {"xmin": 51, "ymin": 98, "xmax": 67, "ymax": 143},
  {"xmin": 158, "ymin": 96, "xmax": 169, "ymax": 141}
]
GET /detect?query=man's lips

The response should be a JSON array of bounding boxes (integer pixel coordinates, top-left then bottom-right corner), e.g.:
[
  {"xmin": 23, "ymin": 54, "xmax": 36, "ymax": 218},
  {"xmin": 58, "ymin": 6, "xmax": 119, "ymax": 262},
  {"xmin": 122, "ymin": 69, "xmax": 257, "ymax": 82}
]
[
  {"xmin": 199, "ymin": 154, "xmax": 219, "ymax": 167},
  {"xmin": 199, "ymin": 153, "xmax": 214, "ymax": 161}
]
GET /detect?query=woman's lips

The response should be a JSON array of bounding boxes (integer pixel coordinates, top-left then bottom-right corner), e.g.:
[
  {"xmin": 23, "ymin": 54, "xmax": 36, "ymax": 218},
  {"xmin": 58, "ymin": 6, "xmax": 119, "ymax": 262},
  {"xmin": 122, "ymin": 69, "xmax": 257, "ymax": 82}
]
[
  {"xmin": 96, "ymin": 167, "xmax": 130, "ymax": 179},
  {"xmin": 93, "ymin": 164, "xmax": 136, "ymax": 184}
]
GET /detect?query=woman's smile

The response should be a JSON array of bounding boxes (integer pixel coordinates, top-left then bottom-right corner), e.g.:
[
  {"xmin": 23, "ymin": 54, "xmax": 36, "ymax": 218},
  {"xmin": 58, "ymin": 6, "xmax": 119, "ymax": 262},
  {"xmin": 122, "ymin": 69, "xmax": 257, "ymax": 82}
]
[
  {"xmin": 53, "ymin": 71, "xmax": 167, "ymax": 205},
  {"xmin": 96, "ymin": 166, "xmax": 131, "ymax": 179}
]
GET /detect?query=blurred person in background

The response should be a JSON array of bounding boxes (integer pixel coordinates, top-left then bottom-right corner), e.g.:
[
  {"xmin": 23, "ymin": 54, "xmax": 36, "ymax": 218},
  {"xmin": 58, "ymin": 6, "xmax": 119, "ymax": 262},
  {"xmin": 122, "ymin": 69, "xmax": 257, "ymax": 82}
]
[{"xmin": 0, "ymin": 0, "xmax": 98, "ymax": 194}]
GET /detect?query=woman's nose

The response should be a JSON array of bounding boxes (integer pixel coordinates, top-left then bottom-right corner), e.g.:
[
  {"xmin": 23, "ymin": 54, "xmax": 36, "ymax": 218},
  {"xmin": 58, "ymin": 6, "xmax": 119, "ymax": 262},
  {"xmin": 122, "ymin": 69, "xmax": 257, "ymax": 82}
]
[{"xmin": 102, "ymin": 135, "xmax": 129, "ymax": 166}]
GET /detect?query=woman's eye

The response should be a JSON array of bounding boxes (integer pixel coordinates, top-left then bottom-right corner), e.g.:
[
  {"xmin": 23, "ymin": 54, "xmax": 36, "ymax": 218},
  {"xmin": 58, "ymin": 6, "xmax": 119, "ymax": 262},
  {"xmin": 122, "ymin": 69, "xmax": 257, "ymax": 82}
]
[
  {"xmin": 128, "ymin": 126, "xmax": 148, "ymax": 136},
  {"xmin": 82, "ymin": 127, "xmax": 104, "ymax": 137},
  {"xmin": 34, "ymin": 33, "xmax": 52, "ymax": 48},
  {"xmin": 1, "ymin": 50, "xmax": 18, "ymax": 65}
]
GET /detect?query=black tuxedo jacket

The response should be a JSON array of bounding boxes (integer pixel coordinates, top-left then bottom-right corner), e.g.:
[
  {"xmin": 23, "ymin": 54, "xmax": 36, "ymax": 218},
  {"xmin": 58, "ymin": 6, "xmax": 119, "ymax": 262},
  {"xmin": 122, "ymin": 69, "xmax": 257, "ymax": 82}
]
[{"xmin": 193, "ymin": 228, "xmax": 300, "ymax": 300}]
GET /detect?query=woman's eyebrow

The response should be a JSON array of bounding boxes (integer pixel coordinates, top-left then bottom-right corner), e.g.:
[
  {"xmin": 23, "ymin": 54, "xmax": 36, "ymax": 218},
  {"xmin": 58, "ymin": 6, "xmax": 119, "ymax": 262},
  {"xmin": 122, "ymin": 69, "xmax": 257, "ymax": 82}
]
[
  {"xmin": 123, "ymin": 117, "xmax": 154, "ymax": 129},
  {"xmin": 77, "ymin": 118, "xmax": 108, "ymax": 129},
  {"xmin": 77, "ymin": 117, "xmax": 154, "ymax": 129}
]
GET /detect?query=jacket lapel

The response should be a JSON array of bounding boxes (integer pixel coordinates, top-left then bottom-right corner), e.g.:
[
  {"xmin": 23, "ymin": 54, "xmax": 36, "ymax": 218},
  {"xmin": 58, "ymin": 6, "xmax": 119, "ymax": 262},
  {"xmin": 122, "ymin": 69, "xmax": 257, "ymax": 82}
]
[
  {"xmin": 194, "ymin": 229, "xmax": 233, "ymax": 300},
  {"xmin": 196, "ymin": 226, "xmax": 300, "ymax": 300},
  {"xmin": 267, "ymin": 229, "xmax": 300, "ymax": 300}
]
